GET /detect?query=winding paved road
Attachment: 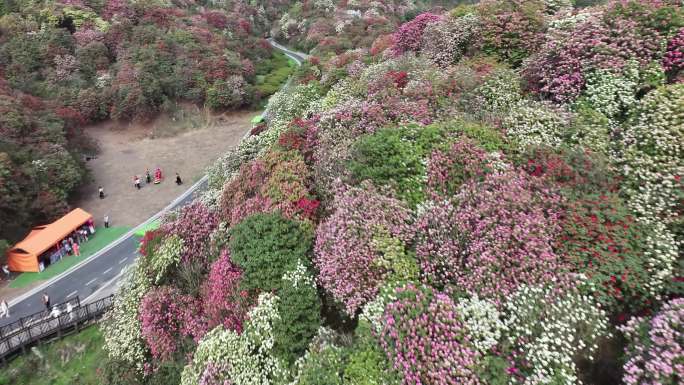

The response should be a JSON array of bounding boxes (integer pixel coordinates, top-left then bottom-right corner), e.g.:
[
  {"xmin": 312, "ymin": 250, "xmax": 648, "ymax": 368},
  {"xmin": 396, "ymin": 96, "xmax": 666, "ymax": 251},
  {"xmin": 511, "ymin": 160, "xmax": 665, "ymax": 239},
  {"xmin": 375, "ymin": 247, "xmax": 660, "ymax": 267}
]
[{"xmin": 1, "ymin": 41, "xmax": 306, "ymax": 328}]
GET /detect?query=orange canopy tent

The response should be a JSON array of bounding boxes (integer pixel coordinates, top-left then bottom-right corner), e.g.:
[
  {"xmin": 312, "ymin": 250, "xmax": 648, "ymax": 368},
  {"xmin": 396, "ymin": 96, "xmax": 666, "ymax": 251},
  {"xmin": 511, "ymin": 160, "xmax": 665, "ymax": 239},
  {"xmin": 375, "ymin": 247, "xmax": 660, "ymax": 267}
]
[{"xmin": 6, "ymin": 208, "xmax": 93, "ymax": 272}]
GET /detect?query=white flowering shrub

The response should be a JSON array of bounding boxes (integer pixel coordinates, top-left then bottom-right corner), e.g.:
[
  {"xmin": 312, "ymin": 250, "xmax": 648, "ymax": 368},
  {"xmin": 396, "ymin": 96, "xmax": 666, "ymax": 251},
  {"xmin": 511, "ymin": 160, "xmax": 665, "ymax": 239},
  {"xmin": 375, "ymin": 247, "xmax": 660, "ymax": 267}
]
[
  {"xmin": 102, "ymin": 263, "xmax": 151, "ymax": 371},
  {"xmin": 641, "ymin": 221, "xmax": 678, "ymax": 299},
  {"xmin": 421, "ymin": 13, "xmax": 481, "ymax": 67},
  {"xmin": 455, "ymin": 295, "xmax": 506, "ymax": 354},
  {"xmin": 580, "ymin": 66, "xmax": 638, "ymax": 121},
  {"xmin": 149, "ymin": 235, "xmax": 183, "ymax": 284},
  {"xmin": 502, "ymin": 283, "xmax": 609, "ymax": 385},
  {"xmin": 264, "ymin": 83, "xmax": 321, "ymax": 133},
  {"xmin": 181, "ymin": 293, "xmax": 286, "ymax": 385},
  {"xmin": 474, "ymin": 68, "xmax": 523, "ymax": 115},
  {"xmin": 616, "ymin": 84, "xmax": 683, "ymax": 224},
  {"xmin": 502, "ymin": 101, "xmax": 569, "ymax": 148}
]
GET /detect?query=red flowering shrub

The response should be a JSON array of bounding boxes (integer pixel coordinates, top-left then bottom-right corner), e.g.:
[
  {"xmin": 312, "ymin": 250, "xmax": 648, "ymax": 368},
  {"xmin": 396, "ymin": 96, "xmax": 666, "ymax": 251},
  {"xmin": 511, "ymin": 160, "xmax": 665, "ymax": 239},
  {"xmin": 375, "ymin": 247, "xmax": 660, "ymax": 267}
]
[
  {"xmin": 392, "ymin": 13, "xmax": 442, "ymax": 55},
  {"xmin": 558, "ymin": 194, "xmax": 655, "ymax": 314},
  {"xmin": 138, "ymin": 229, "xmax": 164, "ymax": 257},
  {"xmin": 139, "ymin": 286, "xmax": 208, "ymax": 361},
  {"xmin": 161, "ymin": 202, "xmax": 219, "ymax": 265},
  {"xmin": 201, "ymin": 250, "xmax": 252, "ymax": 333}
]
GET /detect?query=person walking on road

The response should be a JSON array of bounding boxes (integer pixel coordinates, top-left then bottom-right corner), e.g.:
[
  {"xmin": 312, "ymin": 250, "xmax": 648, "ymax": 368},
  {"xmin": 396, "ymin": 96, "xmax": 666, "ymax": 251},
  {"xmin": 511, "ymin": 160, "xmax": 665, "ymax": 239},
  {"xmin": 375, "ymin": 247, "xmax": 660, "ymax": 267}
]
[
  {"xmin": 42, "ymin": 292, "xmax": 51, "ymax": 311},
  {"xmin": 0, "ymin": 300, "xmax": 9, "ymax": 318},
  {"xmin": 98, "ymin": 186, "xmax": 105, "ymax": 199},
  {"xmin": 134, "ymin": 176, "xmax": 141, "ymax": 189},
  {"xmin": 2, "ymin": 264, "xmax": 10, "ymax": 280},
  {"xmin": 175, "ymin": 173, "xmax": 183, "ymax": 185},
  {"xmin": 104, "ymin": 215, "xmax": 110, "ymax": 228}
]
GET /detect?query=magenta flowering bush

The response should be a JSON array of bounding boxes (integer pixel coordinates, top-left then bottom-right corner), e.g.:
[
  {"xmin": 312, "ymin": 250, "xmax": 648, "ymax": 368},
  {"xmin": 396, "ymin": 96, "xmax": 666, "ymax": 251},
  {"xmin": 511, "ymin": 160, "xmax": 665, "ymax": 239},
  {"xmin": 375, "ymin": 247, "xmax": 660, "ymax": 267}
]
[
  {"xmin": 314, "ymin": 182, "xmax": 414, "ymax": 315},
  {"xmin": 392, "ymin": 13, "xmax": 443, "ymax": 55},
  {"xmin": 620, "ymin": 298, "xmax": 684, "ymax": 385},
  {"xmin": 663, "ymin": 28, "xmax": 684, "ymax": 79},
  {"xmin": 426, "ymin": 138, "xmax": 493, "ymax": 199},
  {"xmin": 139, "ymin": 286, "xmax": 208, "ymax": 361},
  {"xmin": 202, "ymin": 250, "xmax": 252, "ymax": 333},
  {"xmin": 416, "ymin": 170, "xmax": 565, "ymax": 303},
  {"xmin": 161, "ymin": 202, "xmax": 219, "ymax": 265},
  {"xmin": 379, "ymin": 283, "xmax": 482, "ymax": 385}
]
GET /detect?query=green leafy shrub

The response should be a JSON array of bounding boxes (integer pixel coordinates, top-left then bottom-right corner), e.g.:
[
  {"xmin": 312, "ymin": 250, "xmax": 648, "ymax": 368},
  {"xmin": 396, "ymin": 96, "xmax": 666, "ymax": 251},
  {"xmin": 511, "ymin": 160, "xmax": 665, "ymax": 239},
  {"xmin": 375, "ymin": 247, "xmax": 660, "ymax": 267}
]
[{"xmin": 229, "ymin": 212, "xmax": 313, "ymax": 292}]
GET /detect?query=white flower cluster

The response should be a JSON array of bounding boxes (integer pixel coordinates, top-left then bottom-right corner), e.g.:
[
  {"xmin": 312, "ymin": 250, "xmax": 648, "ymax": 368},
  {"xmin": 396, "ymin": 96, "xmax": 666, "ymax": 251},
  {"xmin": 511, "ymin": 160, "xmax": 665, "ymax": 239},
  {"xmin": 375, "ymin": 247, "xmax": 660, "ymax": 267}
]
[
  {"xmin": 102, "ymin": 263, "xmax": 151, "ymax": 371},
  {"xmin": 282, "ymin": 260, "xmax": 316, "ymax": 289},
  {"xmin": 181, "ymin": 293, "xmax": 286, "ymax": 385},
  {"xmin": 149, "ymin": 235, "xmax": 184, "ymax": 284},
  {"xmin": 547, "ymin": 10, "xmax": 595, "ymax": 33},
  {"xmin": 581, "ymin": 66, "xmax": 638, "ymax": 121},
  {"xmin": 474, "ymin": 68, "xmax": 523, "ymax": 115},
  {"xmin": 641, "ymin": 221, "xmax": 678, "ymax": 299},
  {"xmin": 313, "ymin": 0, "xmax": 335, "ymax": 13},
  {"xmin": 264, "ymin": 83, "xmax": 321, "ymax": 133},
  {"xmin": 503, "ymin": 284, "xmax": 609, "ymax": 385},
  {"xmin": 359, "ymin": 284, "xmax": 399, "ymax": 333},
  {"xmin": 455, "ymin": 295, "xmax": 506, "ymax": 354},
  {"xmin": 502, "ymin": 101, "xmax": 569, "ymax": 148}
]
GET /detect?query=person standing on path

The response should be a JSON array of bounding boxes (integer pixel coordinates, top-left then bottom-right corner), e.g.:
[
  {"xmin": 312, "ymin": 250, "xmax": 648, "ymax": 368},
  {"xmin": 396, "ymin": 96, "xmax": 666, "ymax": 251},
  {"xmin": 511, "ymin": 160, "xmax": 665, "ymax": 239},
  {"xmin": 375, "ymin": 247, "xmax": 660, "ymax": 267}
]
[
  {"xmin": 66, "ymin": 302, "xmax": 74, "ymax": 321},
  {"xmin": 73, "ymin": 242, "xmax": 80, "ymax": 257},
  {"xmin": 146, "ymin": 169, "xmax": 152, "ymax": 184},
  {"xmin": 104, "ymin": 215, "xmax": 110, "ymax": 228},
  {"xmin": 42, "ymin": 292, "xmax": 51, "ymax": 312},
  {"xmin": 134, "ymin": 176, "xmax": 141, "ymax": 189},
  {"xmin": 99, "ymin": 186, "xmax": 105, "ymax": 199},
  {"xmin": 0, "ymin": 300, "xmax": 9, "ymax": 318},
  {"xmin": 175, "ymin": 173, "xmax": 183, "ymax": 185},
  {"xmin": 2, "ymin": 264, "xmax": 10, "ymax": 280}
]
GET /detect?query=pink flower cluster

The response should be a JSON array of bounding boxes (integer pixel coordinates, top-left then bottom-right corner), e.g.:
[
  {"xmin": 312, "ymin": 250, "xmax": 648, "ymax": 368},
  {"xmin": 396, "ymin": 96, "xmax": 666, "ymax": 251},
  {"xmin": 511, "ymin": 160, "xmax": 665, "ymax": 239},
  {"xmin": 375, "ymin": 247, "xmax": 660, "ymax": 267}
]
[
  {"xmin": 416, "ymin": 170, "xmax": 565, "ymax": 304},
  {"xmin": 663, "ymin": 28, "xmax": 684, "ymax": 75},
  {"xmin": 621, "ymin": 298, "xmax": 684, "ymax": 385},
  {"xmin": 380, "ymin": 283, "xmax": 481, "ymax": 385},
  {"xmin": 202, "ymin": 250, "xmax": 251, "ymax": 333},
  {"xmin": 139, "ymin": 286, "xmax": 208, "ymax": 361},
  {"xmin": 161, "ymin": 202, "xmax": 219, "ymax": 265},
  {"xmin": 314, "ymin": 182, "xmax": 414, "ymax": 315},
  {"xmin": 392, "ymin": 13, "xmax": 443, "ymax": 55}
]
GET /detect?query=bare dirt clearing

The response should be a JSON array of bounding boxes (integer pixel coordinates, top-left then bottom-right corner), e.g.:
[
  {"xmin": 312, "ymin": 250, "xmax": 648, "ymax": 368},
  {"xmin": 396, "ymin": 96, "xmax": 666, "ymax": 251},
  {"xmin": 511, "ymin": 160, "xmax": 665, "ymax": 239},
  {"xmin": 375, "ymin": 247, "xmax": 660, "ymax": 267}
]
[{"xmin": 72, "ymin": 109, "xmax": 255, "ymax": 228}]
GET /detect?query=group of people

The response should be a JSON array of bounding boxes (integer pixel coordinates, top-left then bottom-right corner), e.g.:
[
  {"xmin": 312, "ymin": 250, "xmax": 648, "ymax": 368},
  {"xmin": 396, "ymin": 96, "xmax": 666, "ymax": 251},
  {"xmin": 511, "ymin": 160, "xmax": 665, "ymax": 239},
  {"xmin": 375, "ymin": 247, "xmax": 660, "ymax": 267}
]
[
  {"xmin": 42, "ymin": 293, "xmax": 76, "ymax": 320},
  {"xmin": 38, "ymin": 219, "xmax": 96, "ymax": 271},
  {"xmin": 133, "ymin": 168, "xmax": 182, "ymax": 189}
]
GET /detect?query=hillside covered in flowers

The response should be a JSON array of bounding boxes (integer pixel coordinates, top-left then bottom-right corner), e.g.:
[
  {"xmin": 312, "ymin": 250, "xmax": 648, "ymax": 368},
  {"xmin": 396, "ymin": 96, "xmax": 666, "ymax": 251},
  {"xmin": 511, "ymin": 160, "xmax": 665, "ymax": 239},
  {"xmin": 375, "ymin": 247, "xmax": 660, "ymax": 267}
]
[{"xmin": 102, "ymin": 1, "xmax": 683, "ymax": 385}]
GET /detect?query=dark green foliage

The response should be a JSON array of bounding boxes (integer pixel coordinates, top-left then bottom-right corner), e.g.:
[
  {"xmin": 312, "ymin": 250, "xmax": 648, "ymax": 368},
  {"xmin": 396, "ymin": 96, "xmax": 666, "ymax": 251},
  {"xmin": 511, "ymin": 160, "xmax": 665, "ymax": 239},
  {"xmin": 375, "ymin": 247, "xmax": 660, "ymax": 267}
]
[
  {"xmin": 273, "ymin": 279, "xmax": 322, "ymax": 365},
  {"xmin": 229, "ymin": 213, "xmax": 313, "ymax": 292},
  {"xmin": 343, "ymin": 322, "xmax": 400, "ymax": 385},
  {"xmin": 295, "ymin": 345, "xmax": 346, "ymax": 385},
  {"xmin": 348, "ymin": 124, "xmax": 448, "ymax": 207},
  {"xmin": 254, "ymin": 51, "xmax": 295, "ymax": 98}
]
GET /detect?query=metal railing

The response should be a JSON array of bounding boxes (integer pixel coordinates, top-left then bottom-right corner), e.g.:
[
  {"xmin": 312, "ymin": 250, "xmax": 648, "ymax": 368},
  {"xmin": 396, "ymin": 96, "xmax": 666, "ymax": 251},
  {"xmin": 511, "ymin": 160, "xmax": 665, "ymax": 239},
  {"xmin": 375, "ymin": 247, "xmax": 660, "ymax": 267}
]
[
  {"xmin": 0, "ymin": 297, "xmax": 81, "ymax": 339},
  {"xmin": 0, "ymin": 295, "xmax": 114, "ymax": 363}
]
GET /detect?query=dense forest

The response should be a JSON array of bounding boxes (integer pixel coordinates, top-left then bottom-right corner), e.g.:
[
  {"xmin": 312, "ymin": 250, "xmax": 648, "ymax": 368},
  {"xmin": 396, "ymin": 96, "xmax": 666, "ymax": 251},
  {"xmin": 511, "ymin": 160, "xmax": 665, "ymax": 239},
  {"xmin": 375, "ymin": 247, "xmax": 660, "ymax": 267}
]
[{"xmin": 96, "ymin": 1, "xmax": 684, "ymax": 385}]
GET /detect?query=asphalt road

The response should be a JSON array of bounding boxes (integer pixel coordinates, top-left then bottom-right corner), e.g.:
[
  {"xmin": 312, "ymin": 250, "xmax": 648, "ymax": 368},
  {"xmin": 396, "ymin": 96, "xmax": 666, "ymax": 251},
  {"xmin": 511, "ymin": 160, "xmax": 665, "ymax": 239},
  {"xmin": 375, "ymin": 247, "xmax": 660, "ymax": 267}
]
[{"xmin": 0, "ymin": 40, "xmax": 306, "ymax": 328}]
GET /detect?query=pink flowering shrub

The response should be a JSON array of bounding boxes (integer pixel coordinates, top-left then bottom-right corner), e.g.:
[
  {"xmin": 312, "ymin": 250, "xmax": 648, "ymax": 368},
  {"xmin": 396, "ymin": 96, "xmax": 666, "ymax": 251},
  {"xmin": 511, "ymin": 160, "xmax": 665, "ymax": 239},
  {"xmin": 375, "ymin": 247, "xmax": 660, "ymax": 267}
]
[
  {"xmin": 314, "ymin": 182, "xmax": 414, "ymax": 315},
  {"xmin": 139, "ymin": 286, "xmax": 208, "ymax": 361},
  {"xmin": 379, "ymin": 283, "xmax": 482, "ymax": 385},
  {"xmin": 202, "ymin": 250, "xmax": 252, "ymax": 333},
  {"xmin": 392, "ymin": 13, "xmax": 443, "ymax": 55},
  {"xmin": 161, "ymin": 202, "xmax": 219, "ymax": 265},
  {"xmin": 416, "ymin": 170, "xmax": 565, "ymax": 303},
  {"xmin": 663, "ymin": 28, "xmax": 684, "ymax": 79},
  {"xmin": 426, "ymin": 138, "xmax": 493, "ymax": 199},
  {"xmin": 620, "ymin": 298, "xmax": 684, "ymax": 385}
]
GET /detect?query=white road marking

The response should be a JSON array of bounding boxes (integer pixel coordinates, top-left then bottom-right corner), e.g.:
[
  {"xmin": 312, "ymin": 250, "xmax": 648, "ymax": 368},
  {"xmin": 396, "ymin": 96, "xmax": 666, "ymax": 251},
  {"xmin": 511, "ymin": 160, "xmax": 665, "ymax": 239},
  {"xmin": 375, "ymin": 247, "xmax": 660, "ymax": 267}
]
[
  {"xmin": 102, "ymin": 267, "xmax": 113, "ymax": 275},
  {"xmin": 66, "ymin": 291, "xmax": 78, "ymax": 298},
  {"xmin": 118, "ymin": 258, "xmax": 127, "ymax": 265},
  {"xmin": 85, "ymin": 278, "xmax": 97, "ymax": 286}
]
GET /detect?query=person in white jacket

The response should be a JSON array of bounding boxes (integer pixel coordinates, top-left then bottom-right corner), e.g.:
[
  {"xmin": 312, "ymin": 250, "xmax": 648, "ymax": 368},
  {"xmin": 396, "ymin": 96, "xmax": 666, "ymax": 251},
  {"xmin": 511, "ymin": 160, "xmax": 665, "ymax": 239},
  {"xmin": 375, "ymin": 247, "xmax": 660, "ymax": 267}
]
[{"xmin": 0, "ymin": 300, "xmax": 9, "ymax": 318}]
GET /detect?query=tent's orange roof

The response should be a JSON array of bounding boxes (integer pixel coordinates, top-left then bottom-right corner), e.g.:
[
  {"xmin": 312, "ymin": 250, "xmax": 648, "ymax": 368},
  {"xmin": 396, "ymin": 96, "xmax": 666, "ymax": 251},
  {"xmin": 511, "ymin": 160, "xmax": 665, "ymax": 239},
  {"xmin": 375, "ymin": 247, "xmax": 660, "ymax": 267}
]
[{"xmin": 9, "ymin": 208, "xmax": 92, "ymax": 257}]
